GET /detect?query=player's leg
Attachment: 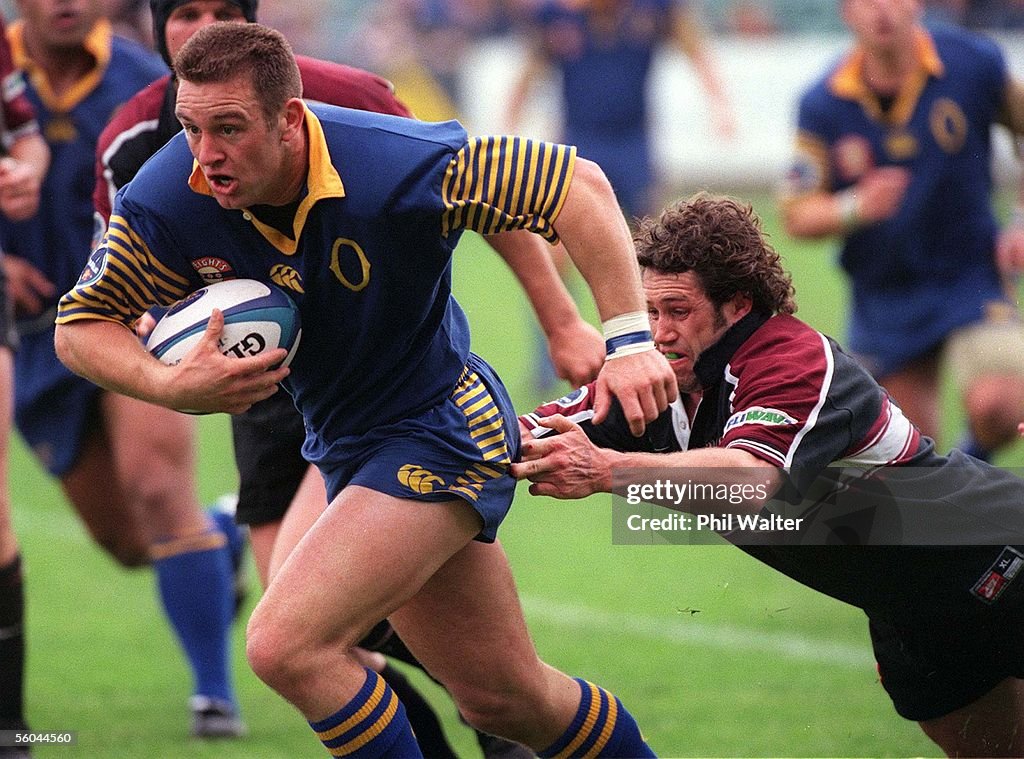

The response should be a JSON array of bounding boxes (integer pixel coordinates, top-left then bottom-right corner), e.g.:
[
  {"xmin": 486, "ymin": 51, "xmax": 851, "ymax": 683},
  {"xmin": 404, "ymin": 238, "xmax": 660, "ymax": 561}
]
[
  {"xmin": 247, "ymin": 486, "xmax": 653, "ymax": 757},
  {"xmin": 58, "ymin": 417, "xmax": 150, "ymax": 566},
  {"xmin": 918, "ymin": 677, "xmax": 1024, "ymax": 757},
  {"xmin": 876, "ymin": 353, "xmax": 941, "ymax": 441},
  {"xmin": 263, "ymin": 463, "xmax": 325, "ymax": 584},
  {"xmin": 389, "ymin": 534, "xmax": 654, "ymax": 757},
  {"xmin": 246, "ymin": 487, "xmax": 480, "ymax": 757},
  {"xmin": 100, "ymin": 392, "xmax": 243, "ymax": 736},
  {"xmin": 0, "ymin": 346, "xmax": 28, "ymax": 739},
  {"xmin": 64, "ymin": 393, "xmax": 242, "ymax": 737}
]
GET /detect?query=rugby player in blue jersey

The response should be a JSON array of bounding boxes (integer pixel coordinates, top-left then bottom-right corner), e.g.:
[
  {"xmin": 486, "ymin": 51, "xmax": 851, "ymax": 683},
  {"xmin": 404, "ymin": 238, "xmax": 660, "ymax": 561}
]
[
  {"xmin": 780, "ymin": 0, "xmax": 1024, "ymax": 463},
  {"xmin": 54, "ymin": 21, "xmax": 676, "ymax": 759}
]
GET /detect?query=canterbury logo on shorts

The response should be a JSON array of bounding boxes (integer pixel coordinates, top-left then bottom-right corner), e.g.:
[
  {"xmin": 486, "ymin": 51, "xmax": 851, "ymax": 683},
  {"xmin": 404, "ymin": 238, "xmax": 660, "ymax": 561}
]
[{"xmin": 397, "ymin": 464, "xmax": 445, "ymax": 494}]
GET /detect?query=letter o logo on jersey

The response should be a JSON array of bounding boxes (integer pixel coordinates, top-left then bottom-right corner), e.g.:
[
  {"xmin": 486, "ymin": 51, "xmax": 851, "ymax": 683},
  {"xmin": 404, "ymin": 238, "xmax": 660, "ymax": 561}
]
[
  {"xmin": 397, "ymin": 464, "xmax": 445, "ymax": 494},
  {"xmin": 930, "ymin": 98, "xmax": 968, "ymax": 154},
  {"xmin": 330, "ymin": 238, "xmax": 371, "ymax": 292}
]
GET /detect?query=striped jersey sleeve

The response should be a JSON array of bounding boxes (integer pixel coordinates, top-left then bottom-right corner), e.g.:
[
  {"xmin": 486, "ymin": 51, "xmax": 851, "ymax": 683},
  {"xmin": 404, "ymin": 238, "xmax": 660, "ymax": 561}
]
[
  {"xmin": 56, "ymin": 212, "xmax": 191, "ymax": 326},
  {"xmin": 440, "ymin": 136, "xmax": 576, "ymax": 242}
]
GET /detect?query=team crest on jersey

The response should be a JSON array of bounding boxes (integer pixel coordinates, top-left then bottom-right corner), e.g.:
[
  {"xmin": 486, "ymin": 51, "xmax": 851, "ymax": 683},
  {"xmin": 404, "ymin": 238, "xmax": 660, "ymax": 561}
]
[
  {"xmin": 270, "ymin": 264, "xmax": 304, "ymax": 294},
  {"xmin": 930, "ymin": 98, "xmax": 968, "ymax": 154},
  {"xmin": 971, "ymin": 546, "xmax": 1023, "ymax": 604},
  {"xmin": 833, "ymin": 135, "xmax": 873, "ymax": 182},
  {"xmin": 77, "ymin": 245, "xmax": 108, "ymax": 287},
  {"xmin": 191, "ymin": 257, "xmax": 235, "ymax": 285},
  {"xmin": 397, "ymin": 464, "xmax": 445, "ymax": 494},
  {"xmin": 725, "ymin": 406, "xmax": 797, "ymax": 432}
]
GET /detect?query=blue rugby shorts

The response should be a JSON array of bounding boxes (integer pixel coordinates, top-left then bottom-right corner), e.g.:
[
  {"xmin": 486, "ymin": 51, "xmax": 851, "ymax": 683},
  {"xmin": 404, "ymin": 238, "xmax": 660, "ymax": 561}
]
[{"xmin": 317, "ymin": 353, "xmax": 521, "ymax": 542}]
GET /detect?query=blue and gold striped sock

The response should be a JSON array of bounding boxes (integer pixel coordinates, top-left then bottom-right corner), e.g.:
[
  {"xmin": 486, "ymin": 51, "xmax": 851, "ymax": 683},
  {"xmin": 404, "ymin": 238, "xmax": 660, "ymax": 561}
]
[
  {"xmin": 539, "ymin": 678, "xmax": 656, "ymax": 758},
  {"xmin": 309, "ymin": 668, "xmax": 421, "ymax": 758}
]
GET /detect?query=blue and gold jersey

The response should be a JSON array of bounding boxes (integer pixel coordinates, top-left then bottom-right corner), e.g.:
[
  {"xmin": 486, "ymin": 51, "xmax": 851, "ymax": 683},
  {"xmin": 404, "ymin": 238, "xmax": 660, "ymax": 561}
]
[
  {"xmin": 782, "ymin": 23, "xmax": 1008, "ymax": 363},
  {"xmin": 58, "ymin": 103, "xmax": 575, "ymax": 452}
]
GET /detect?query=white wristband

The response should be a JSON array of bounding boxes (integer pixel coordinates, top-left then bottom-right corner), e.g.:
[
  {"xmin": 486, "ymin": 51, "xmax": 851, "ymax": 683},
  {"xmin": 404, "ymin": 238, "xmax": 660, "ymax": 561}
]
[
  {"xmin": 602, "ymin": 311, "xmax": 654, "ymax": 359},
  {"xmin": 602, "ymin": 311, "xmax": 649, "ymax": 339}
]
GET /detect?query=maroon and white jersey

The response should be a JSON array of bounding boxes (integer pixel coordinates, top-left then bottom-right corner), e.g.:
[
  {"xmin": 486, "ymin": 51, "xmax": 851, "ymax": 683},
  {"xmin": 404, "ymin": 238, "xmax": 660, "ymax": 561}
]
[
  {"xmin": 94, "ymin": 54, "xmax": 412, "ymax": 222},
  {"xmin": 0, "ymin": 14, "xmax": 39, "ymax": 150},
  {"xmin": 524, "ymin": 311, "xmax": 925, "ymax": 479}
]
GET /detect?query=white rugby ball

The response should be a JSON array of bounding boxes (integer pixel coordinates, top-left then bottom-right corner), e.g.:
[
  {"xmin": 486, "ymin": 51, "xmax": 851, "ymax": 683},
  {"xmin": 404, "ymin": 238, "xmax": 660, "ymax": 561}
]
[{"xmin": 146, "ymin": 279, "xmax": 301, "ymax": 370}]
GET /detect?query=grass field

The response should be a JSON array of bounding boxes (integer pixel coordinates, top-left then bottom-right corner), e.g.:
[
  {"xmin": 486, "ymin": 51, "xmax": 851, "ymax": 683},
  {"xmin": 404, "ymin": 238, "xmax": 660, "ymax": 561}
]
[{"xmin": 10, "ymin": 191, "xmax": 1020, "ymax": 758}]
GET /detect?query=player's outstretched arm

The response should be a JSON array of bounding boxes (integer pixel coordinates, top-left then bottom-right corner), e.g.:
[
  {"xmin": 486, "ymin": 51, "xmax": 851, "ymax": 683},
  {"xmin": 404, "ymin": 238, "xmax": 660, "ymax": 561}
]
[
  {"xmin": 553, "ymin": 157, "xmax": 676, "ymax": 434},
  {"xmin": 512, "ymin": 414, "xmax": 784, "ymax": 510},
  {"xmin": 55, "ymin": 311, "xmax": 289, "ymax": 414}
]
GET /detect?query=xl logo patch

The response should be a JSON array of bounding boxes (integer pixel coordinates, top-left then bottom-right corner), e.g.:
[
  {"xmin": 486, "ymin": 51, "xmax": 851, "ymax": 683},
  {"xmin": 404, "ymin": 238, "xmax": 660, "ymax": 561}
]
[
  {"xmin": 971, "ymin": 546, "xmax": 1024, "ymax": 604},
  {"xmin": 725, "ymin": 406, "xmax": 797, "ymax": 431}
]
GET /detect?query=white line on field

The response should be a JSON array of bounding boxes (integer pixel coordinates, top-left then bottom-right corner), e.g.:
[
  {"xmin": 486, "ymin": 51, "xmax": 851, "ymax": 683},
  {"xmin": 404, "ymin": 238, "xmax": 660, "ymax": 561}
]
[{"xmin": 521, "ymin": 596, "xmax": 872, "ymax": 668}]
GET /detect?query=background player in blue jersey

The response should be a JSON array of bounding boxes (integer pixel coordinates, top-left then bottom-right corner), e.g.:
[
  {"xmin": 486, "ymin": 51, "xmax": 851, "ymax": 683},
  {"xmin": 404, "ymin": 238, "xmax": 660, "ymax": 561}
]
[
  {"xmin": 779, "ymin": 0, "xmax": 1024, "ymax": 463},
  {"xmin": 0, "ymin": 10, "xmax": 47, "ymax": 753},
  {"xmin": 54, "ymin": 21, "xmax": 676, "ymax": 758},
  {"xmin": 514, "ymin": 193, "xmax": 1024, "ymax": 758},
  {"xmin": 506, "ymin": 0, "xmax": 735, "ymax": 219},
  {"xmin": 0, "ymin": 0, "xmax": 247, "ymax": 738}
]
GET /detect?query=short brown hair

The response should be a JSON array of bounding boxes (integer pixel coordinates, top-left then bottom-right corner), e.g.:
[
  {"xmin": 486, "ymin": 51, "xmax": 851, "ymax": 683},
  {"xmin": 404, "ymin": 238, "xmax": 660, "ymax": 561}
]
[
  {"xmin": 173, "ymin": 22, "xmax": 302, "ymax": 123},
  {"xmin": 634, "ymin": 193, "xmax": 796, "ymax": 315}
]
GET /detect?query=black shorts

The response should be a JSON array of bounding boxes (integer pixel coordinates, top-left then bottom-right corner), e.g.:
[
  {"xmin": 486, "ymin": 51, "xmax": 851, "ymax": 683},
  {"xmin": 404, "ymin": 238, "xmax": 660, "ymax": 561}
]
[
  {"xmin": 869, "ymin": 553, "xmax": 1024, "ymax": 721},
  {"xmin": 230, "ymin": 390, "xmax": 309, "ymax": 526}
]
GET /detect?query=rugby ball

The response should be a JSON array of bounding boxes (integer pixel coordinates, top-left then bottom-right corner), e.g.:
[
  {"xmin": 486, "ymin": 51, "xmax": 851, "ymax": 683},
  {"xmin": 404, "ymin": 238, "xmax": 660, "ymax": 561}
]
[{"xmin": 146, "ymin": 279, "xmax": 301, "ymax": 369}]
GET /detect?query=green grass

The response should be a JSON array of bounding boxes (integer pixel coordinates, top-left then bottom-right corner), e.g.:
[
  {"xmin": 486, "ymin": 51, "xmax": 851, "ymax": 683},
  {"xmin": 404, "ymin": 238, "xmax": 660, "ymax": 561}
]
[{"xmin": 11, "ymin": 191, "xmax": 1015, "ymax": 757}]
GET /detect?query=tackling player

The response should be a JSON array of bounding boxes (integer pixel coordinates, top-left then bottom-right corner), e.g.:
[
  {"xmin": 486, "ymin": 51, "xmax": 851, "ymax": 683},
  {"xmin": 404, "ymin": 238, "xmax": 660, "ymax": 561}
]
[{"xmin": 514, "ymin": 193, "xmax": 1024, "ymax": 758}]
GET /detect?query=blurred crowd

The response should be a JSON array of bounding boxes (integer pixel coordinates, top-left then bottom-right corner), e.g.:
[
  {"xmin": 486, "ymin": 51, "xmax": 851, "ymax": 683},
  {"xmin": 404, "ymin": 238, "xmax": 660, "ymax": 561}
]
[{"xmin": 90, "ymin": 0, "xmax": 1024, "ymax": 62}]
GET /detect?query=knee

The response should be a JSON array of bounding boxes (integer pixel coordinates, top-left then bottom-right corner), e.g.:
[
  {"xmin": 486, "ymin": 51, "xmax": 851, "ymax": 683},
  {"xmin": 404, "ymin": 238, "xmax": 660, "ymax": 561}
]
[
  {"xmin": 245, "ymin": 603, "xmax": 306, "ymax": 693},
  {"xmin": 964, "ymin": 376, "xmax": 1024, "ymax": 448},
  {"xmin": 245, "ymin": 599, "xmax": 345, "ymax": 698},
  {"xmin": 94, "ymin": 530, "xmax": 149, "ymax": 567},
  {"xmin": 448, "ymin": 682, "xmax": 539, "ymax": 741}
]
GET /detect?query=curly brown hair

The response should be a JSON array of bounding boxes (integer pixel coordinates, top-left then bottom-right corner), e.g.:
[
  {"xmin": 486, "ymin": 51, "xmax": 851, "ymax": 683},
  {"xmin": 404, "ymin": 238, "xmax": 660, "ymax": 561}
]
[
  {"xmin": 634, "ymin": 193, "xmax": 796, "ymax": 315},
  {"xmin": 173, "ymin": 22, "xmax": 302, "ymax": 125}
]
